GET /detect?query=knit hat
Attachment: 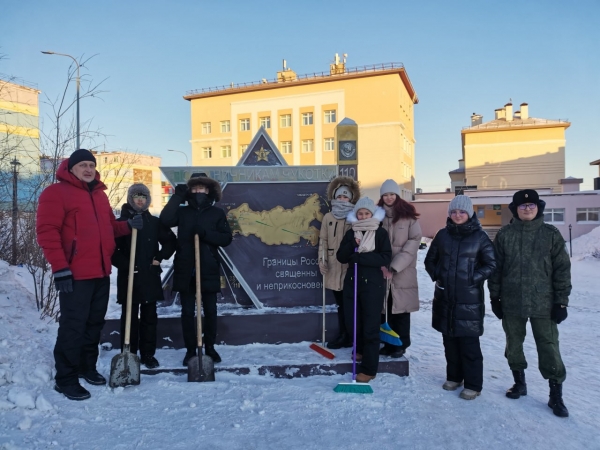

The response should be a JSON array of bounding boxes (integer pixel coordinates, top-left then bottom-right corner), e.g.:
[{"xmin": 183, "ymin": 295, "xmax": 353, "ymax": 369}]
[
  {"xmin": 353, "ymin": 197, "xmax": 377, "ymax": 216},
  {"xmin": 448, "ymin": 195, "xmax": 474, "ymax": 218},
  {"xmin": 380, "ymin": 179, "xmax": 401, "ymax": 197},
  {"xmin": 127, "ymin": 183, "xmax": 151, "ymax": 213},
  {"xmin": 334, "ymin": 186, "xmax": 353, "ymax": 201},
  {"xmin": 512, "ymin": 189, "xmax": 540, "ymax": 207},
  {"xmin": 68, "ymin": 149, "xmax": 96, "ymax": 170}
]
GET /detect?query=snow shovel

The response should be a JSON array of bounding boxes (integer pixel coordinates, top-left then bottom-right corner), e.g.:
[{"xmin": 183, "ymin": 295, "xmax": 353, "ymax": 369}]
[
  {"xmin": 109, "ymin": 228, "xmax": 141, "ymax": 388},
  {"xmin": 187, "ymin": 234, "xmax": 215, "ymax": 382},
  {"xmin": 380, "ymin": 277, "xmax": 403, "ymax": 346},
  {"xmin": 310, "ymin": 246, "xmax": 335, "ymax": 359}
]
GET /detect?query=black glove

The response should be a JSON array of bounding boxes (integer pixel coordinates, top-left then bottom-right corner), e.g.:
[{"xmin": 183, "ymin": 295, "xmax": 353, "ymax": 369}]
[
  {"xmin": 348, "ymin": 252, "xmax": 360, "ymax": 264},
  {"xmin": 174, "ymin": 184, "xmax": 188, "ymax": 199},
  {"xmin": 195, "ymin": 224, "xmax": 206, "ymax": 239},
  {"xmin": 490, "ymin": 297, "xmax": 503, "ymax": 320},
  {"xmin": 551, "ymin": 304, "xmax": 568, "ymax": 324},
  {"xmin": 127, "ymin": 214, "xmax": 143, "ymax": 230},
  {"xmin": 53, "ymin": 268, "xmax": 73, "ymax": 293}
]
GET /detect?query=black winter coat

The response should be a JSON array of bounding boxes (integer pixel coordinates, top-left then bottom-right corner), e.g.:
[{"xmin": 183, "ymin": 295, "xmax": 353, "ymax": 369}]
[
  {"xmin": 337, "ymin": 226, "xmax": 392, "ymax": 295},
  {"xmin": 424, "ymin": 215, "xmax": 496, "ymax": 337},
  {"xmin": 160, "ymin": 193, "xmax": 232, "ymax": 293},
  {"xmin": 112, "ymin": 205, "xmax": 177, "ymax": 304}
]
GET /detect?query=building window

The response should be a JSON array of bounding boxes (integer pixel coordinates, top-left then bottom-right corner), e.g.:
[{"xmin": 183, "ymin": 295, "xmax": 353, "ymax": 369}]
[
  {"xmin": 201, "ymin": 122, "xmax": 211, "ymax": 134},
  {"xmin": 220, "ymin": 120, "xmax": 230, "ymax": 133},
  {"xmin": 324, "ymin": 110, "xmax": 336, "ymax": 124},
  {"xmin": 281, "ymin": 141, "xmax": 292, "ymax": 154},
  {"xmin": 240, "ymin": 119, "xmax": 250, "ymax": 131},
  {"xmin": 240, "ymin": 144, "xmax": 248, "ymax": 152},
  {"xmin": 324, "ymin": 138, "xmax": 335, "ymax": 151},
  {"xmin": 576, "ymin": 207, "xmax": 600, "ymax": 223},
  {"xmin": 260, "ymin": 117, "xmax": 271, "ymax": 129},
  {"xmin": 280, "ymin": 114, "xmax": 291, "ymax": 128},
  {"xmin": 544, "ymin": 208, "xmax": 565, "ymax": 223},
  {"xmin": 221, "ymin": 145, "xmax": 231, "ymax": 158},
  {"xmin": 302, "ymin": 112, "xmax": 313, "ymax": 126},
  {"xmin": 477, "ymin": 206, "xmax": 485, "ymax": 219},
  {"xmin": 202, "ymin": 147, "xmax": 212, "ymax": 159},
  {"xmin": 302, "ymin": 139, "xmax": 314, "ymax": 153}
]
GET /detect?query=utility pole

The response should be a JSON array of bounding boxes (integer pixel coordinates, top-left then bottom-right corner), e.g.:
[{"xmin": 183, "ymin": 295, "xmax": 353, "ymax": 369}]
[{"xmin": 10, "ymin": 158, "xmax": 21, "ymax": 266}]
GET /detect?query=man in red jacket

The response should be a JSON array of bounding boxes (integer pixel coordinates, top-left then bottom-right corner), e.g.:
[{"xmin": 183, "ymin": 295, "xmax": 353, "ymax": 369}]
[{"xmin": 37, "ymin": 149, "xmax": 142, "ymax": 401}]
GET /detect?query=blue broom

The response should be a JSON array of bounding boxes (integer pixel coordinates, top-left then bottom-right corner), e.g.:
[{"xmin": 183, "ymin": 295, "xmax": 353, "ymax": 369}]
[
  {"xmin": 334, "ymin": 248, "xmax": 373, "ymax": 394},
  {"xmin": 380, "ymin": 277, "xmax": 403, "ymax": 346}
]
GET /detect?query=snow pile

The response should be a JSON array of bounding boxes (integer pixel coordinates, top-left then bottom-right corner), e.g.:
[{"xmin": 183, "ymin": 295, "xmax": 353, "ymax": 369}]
[{"xmin": 570, "ymin": 225, "xmax": 600, "ymax": 260}]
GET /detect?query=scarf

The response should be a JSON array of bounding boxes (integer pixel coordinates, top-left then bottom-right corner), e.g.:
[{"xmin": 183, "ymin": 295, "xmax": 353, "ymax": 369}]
[
  {"xmin": 352, "ymin": 217, "xmax": 380, "ymax": 253},
  {"xmin": 331, "ymin": 199, "xmax": 355, "ymax": 219}
]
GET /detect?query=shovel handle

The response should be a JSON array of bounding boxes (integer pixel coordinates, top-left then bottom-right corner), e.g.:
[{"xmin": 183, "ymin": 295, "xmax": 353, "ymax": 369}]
[
  {"xmin": 194, "ymin": 235, "xmax": 203, "ymax": 348},
  {"xmin": 124, "ymin": 228, "xmax": 138, "ymax": 348}
]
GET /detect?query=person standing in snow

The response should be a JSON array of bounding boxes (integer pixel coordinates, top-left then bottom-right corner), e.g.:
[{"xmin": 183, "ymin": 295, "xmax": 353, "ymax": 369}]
[
  {"xmin": 111, "ymin": 184, "xmax": 176, "ymax": 369},
  {"xmin": 488, "ymin": 189, "xmax": 571, "ymax": 417},
  {"xmin": 424, "ymin": 195, "xmax": 496, "ymax": 400},
  {"xmin": 318, "ymin": 176, "xmax": 360, "ymax": 349},
  {"xmin": 160, "ymin": 173, "xmax": 232, "ymax": 366},
  {"xmin": 377, "ymin": 179, "xmax": 422, "ymax": 358},
  {"xmin": 336, "ymin": 197, "xmax": 391, "ymax": 383},
  {"xmin": 36, "ymin": 149, "xmax": 141, "ymax": 401}
]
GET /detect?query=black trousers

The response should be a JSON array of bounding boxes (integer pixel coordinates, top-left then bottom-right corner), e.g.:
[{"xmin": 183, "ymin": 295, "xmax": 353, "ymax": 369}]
[
  {"xmin": 382, "ymin": 293, "xmax": 411, "ymax": 349},
  {"xmin": 54, "ymin": 277, "xmax": 110, "ymax": 386},
  {"xmin": 331, "ymin": 289, "xmax": 347, "ymax": 336},
  {"xmin": 120, "ymin": 300, "xmax": 158, "ymax": 356},
  {"xmin": 180, "ymin": 290, "xmax": 217, "ymax": 352},
  {"xmin": 343, "ymin": 281, "xmax": 385, "ymax": 377},
  {"xmin": 442, "ymin": 334, "xmax": 483, "ymax": 392}
]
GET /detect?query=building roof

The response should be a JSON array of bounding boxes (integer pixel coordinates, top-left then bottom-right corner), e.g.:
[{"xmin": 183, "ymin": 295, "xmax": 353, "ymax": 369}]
[
  {"xmin": 184, "ymin": 63, "xmax": 418, "ymax": 103},
  {"xmin": 590, "ymin": 159, "xmax": 600, "ymax": 166},
  {"xmin": 462, "ymin": 116, "xmax": 570, "ymax": 133},
  {"xmin": 448, "ymin": 167, "xmax": 465, "ymax": 174}
]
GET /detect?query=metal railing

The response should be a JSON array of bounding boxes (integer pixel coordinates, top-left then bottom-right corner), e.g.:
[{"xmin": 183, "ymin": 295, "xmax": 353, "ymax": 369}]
[{"xmin": 186, "ymin": 62, "xmax": 405, "ymax": 96}]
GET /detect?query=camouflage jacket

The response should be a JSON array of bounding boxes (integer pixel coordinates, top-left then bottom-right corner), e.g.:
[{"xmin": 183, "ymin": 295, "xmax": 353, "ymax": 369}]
[{"xmin": 488, "ymin": 216, "xmax": 571, "ymax": 318}]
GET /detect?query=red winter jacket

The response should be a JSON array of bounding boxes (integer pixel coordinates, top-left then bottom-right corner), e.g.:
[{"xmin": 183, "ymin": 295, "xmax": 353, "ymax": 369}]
[{"xmin": 36, "ymin": 159, "xmax": 131, "ymax": 280}]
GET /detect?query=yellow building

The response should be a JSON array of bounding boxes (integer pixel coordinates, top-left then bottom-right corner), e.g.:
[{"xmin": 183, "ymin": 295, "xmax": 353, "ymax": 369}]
[
  {"xmin": 457, "ymin": 103, "xmax": 570, "ymax": 193},
  {"xmin": 0, "ymin": 78, "xmax": 40, "ymax": 176},
  {"xmin": 92, "ymin": 150, "xmax": 163, "ymax": 215},
  {"xmin": 184, "ymin": 56, "xmax": 418, "ymax": 200}
]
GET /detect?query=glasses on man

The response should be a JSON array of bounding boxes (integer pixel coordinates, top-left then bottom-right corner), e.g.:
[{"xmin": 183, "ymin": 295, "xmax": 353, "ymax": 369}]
[
  {"xmin": 518, "ymin": 203, "xmax": 537, "ymax": 210},
  {"xmin": 450, "ymin": 210, "xmax": 468, "ymax": 216},
  {"xmin": 132, "ymin": 194, "xmax": 147, "ymax": 200}
]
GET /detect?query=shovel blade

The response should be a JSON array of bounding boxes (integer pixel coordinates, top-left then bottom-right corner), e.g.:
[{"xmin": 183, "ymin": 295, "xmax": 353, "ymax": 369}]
[
  {"xmin": 109, "ymin": 351, "xmax": 141, "ymax": 388},
  {"xmin": 187, "ymin": 355, "xmax": 215, "ymax": 382}
]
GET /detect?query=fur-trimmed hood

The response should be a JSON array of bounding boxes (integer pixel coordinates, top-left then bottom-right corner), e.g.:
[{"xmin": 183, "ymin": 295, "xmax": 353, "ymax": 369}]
[
  {"xmin": 346, "ymin": 206, "xmax": 386, "ymax": 224},
  {"xmin": 326, "ymin": 176, "xmax": 360, "ymax": 203},
  {"xmin": 187, "ymin": 175, "xmax": 222, "ymax": 202},
  {"xmin": 127, "ymin": 183, "xmax": 151, "ymax": 213}
]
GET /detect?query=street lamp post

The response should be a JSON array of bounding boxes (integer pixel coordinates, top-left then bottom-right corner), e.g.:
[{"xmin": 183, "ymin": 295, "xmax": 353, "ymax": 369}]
[
  {"xmin": 167, "ymin": 149, "xmax": 189, "ymax": 166},
  {"xmin": 41, "ymin": 51, "xmax": 81, "ymax": 150},
  {"xmin": 10, "ymin": 158, "xmax": 21, "ymax": 266}
]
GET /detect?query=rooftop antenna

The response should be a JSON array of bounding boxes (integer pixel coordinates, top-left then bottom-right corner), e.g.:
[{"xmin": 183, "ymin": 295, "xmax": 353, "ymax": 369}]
[
  {"xmin": 343, "ymin": 53, "xmax": 348, "ymax": 63},
  {"xmin": 283, "ymin": 59, "xmax": 287, "ymax": 70}
]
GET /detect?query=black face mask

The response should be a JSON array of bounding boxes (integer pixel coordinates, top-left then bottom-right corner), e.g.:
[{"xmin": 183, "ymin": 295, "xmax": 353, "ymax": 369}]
[{"xmin": 194, "ymin": 193, "xmax": 211, "ymax": 208}]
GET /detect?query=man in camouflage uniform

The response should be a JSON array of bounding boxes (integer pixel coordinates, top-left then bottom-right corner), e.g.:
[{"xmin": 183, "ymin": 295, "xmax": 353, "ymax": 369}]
[{"xmin": 488, "ymin": 189, "xmax": 571, "ymax": 418}]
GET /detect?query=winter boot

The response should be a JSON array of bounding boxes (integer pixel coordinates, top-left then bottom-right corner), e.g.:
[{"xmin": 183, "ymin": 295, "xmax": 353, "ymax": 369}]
[
  {"xmin": 183, "ymin": 349, "xmax": 196, "ymax": 366},
  {"xmin": 548, "ymin": 380, "xmax": 569, "ymax": 418},
  {"xmin": 442, "ymin": 380, "xmax": 463, "ymax": 391},
  {"xmin": 389, "ymin": 346, "xmax": 406, "ymax": 358},
  {"xmin": 55, "ymin": 383, "xmax": 91, "ymax": 401},
  {"xmin": 78, "ymin": 370, "xmax": 107, "ymax": 386},
  {"xmin": 506, "ymin": 370, "xmax": 527, "ymax": 399},
  {"xmin": 459, "ymin": 388, "xmax": 481, "ymax": 400},
  {"xmin": 205, "ymin": 345, "xmax": 222, "ymax": 363},
  {"xmin": 327, "ymin": 333, "xmax": 352, "ymax": 350},
  {"xmin": 379, "ymin": 344, "xmax": 392, "ymax": 356},
  {"xmin": 140, "ymin": 355, "xmax": 160, "ymax": 369}
]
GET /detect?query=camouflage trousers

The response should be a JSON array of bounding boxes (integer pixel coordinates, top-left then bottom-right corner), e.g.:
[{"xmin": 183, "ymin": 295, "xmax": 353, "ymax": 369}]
[{"xmin": 502, "ymin": 315, "xmax": 566, "ymax": 383}]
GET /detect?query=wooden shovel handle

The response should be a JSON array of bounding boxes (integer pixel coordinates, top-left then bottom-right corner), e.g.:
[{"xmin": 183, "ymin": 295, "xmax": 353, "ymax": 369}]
[
  {"xmin": 124, "ymin": 228, "xmax": 138, "ymax": 348},
  {"xmin": 194, "ymin": 235, "xmax": 203, "ymax": 348}
]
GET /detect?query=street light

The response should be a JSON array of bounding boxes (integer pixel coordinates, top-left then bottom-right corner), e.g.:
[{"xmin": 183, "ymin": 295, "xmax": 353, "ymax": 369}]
[
  {"xmin": 41, "ymin": 51, "xmax": 81, "ymax": 150},
  {"xmin": 167, "ymin": 149, "xmax": 189, "ymax": 165}
]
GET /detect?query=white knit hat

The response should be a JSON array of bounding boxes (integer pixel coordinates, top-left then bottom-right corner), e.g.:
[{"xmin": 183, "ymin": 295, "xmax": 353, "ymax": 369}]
[
  {"xmin": 334, "ymin": 186, "xmax": 353, "ymax": 201},
  {"xmin": 448, "ymin": 195, "xmax": 474, "ymax": 218},
  {"xmin": 353, "ymin": 197, "xmax": 377, "ymax": 216},
  {"xmin": 380, "ymin": 179, "xmax": 401, "ymax": 197}
]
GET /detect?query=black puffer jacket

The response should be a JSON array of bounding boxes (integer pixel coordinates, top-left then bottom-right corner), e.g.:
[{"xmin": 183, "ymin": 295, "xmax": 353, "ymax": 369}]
[
  {"xmin": 160, "ymin": 180, "xmax": 232, "ymax": 294},
  {"xmin": 424, "ymin": 215, "xmax": 496, "ymax": 337},
  {"xmin": 112, "ymin": 205, "xmax": 177, "ymax": 304}
]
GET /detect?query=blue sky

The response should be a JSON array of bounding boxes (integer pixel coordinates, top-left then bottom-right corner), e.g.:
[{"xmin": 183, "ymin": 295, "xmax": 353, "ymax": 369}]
[{"xmin": 2, "ymin": 0, "xmax": 599, "ymax": 190}]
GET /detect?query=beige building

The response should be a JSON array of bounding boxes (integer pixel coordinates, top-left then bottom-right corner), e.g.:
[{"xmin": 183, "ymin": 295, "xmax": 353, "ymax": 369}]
[
  {"xmin": 455, "ymin": 103, "xmax": 570, "ymax": 194},
  {"xmin": 183, "ymin": 56, "xmax": 418, "ymax": 200}
]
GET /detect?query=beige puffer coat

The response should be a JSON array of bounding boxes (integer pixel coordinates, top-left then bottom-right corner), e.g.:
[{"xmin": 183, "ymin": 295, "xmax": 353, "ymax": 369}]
[
  {"xmin": 318, "ymin": 176, "xmax": 361, "ymax": 291},
  {"xmin": 382, "ymin": 215, "xmax": 422, "ymax": 313}
]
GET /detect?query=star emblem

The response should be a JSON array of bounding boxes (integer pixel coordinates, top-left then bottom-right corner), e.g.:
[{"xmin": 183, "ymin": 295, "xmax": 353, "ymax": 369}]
[{"xmin": 255, "ymin": 146, "xmax": 270, "ymax": 162}]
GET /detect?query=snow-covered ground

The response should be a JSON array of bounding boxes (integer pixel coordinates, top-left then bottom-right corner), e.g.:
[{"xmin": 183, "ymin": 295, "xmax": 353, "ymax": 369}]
[{"xmin": 1, "ymin": 230, "xmax": 600, "ymax": 449}]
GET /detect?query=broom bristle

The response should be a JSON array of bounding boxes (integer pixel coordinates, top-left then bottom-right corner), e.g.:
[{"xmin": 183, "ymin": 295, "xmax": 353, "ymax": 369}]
[
  {"xmin": 309, "ymin": 343, "xmax": 335, "ymax": 360},
  {"xmin": 380, "ymin": 323, "xmax": 403, "ymax": 346},
  {"xmin": 334, "ymin": 382, "xmax": 373, "ymax": 394}
]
